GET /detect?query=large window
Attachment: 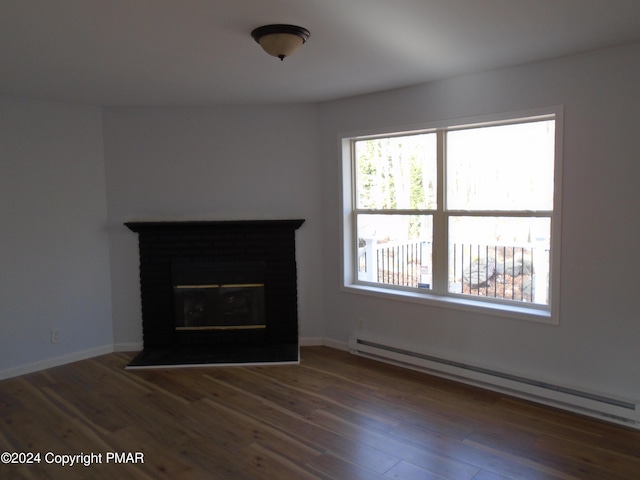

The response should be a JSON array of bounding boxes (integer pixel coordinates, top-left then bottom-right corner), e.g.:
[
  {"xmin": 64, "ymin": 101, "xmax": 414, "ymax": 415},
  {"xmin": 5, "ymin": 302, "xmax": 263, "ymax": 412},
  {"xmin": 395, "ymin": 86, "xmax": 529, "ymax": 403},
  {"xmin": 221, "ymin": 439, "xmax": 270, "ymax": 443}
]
[{"xmin": 342, "ymin": 109, "xmax": 561, "ymax": 322}]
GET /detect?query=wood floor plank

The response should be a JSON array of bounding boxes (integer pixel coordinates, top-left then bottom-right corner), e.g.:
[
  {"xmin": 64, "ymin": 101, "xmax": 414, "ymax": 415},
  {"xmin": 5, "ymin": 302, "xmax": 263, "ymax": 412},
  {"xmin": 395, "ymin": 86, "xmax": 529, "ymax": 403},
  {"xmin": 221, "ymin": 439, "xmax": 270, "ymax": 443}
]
[
  {"xmin": 205, "ymin": 376, "xmax": 403, "ymax": 474},
  {"xmin": 242, "ymin": 442, "xmax": 327, "ymax": 480},
  {"xmin": 308, "ymin": 409, "xmax": 481, "ymax": 480},
  {"xmin": 390, "ymin": 419, "xmax": 571, "ymax": 480},
  {"xmin": 197, "ymin": 397, "xmax": 323, "ymax": 469},
  {"xmin": 384, "ymin": 459, "xmax": 450, "ymax": 480},
  {"xmin": 307, "ymin": 451, "xmax": 391, "ymax": 480},
  {"xmin": 1, "ymin": 346, "xmax": 639, "ymax": 480}
]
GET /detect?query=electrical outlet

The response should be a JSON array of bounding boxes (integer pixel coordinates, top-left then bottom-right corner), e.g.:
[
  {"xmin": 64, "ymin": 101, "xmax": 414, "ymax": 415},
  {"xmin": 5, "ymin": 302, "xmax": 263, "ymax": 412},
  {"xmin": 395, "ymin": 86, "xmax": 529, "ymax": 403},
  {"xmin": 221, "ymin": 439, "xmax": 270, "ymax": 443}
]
[{"xmin": 50, "ymin": 329, "xmax": 60, "ymax": 344}]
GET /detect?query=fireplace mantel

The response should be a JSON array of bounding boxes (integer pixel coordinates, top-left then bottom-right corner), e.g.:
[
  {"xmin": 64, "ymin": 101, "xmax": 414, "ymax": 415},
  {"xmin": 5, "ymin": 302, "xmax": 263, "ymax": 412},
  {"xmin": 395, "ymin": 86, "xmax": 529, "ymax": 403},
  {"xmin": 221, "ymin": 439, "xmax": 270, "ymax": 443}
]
[
  {"xmin": 125, "ymin": 219, "xmax": 305, "ymax": 367},
  {"xmin": 125, "ymin": 219, "xmax": 305, "ymax": 233}
]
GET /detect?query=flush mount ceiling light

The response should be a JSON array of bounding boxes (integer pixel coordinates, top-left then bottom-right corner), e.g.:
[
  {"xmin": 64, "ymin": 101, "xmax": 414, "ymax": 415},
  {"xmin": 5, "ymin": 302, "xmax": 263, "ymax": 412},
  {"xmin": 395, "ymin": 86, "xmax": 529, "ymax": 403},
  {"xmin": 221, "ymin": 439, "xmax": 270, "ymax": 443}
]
[{"xmin": 251, "ymin": 24, "xmax": 310, "ymax": 61}]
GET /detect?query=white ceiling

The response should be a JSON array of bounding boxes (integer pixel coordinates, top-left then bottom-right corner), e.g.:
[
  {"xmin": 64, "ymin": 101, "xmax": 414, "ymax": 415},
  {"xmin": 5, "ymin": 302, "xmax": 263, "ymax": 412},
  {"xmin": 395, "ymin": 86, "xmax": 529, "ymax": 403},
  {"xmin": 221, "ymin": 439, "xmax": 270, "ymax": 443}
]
[{"xmin": 2, "ymin": 0, "xmax": 640, "ymax": 106}]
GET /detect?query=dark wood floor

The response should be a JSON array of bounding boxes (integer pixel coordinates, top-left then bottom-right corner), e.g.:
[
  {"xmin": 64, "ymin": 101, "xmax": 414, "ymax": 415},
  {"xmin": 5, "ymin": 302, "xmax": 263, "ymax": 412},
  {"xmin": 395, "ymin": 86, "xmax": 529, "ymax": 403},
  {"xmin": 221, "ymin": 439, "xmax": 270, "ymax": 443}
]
[{"xmin": 1, "ymin": 346, "xmax": 639, "ymax": 479}]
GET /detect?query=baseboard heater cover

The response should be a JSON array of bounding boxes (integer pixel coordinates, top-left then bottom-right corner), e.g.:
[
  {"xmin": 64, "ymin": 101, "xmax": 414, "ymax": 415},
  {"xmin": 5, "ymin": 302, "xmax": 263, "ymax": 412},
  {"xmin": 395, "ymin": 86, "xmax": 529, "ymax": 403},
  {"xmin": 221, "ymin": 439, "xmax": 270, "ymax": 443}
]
[{"xmin": 349, "ymin": 336, "xmax": 639, "ymax": 429}]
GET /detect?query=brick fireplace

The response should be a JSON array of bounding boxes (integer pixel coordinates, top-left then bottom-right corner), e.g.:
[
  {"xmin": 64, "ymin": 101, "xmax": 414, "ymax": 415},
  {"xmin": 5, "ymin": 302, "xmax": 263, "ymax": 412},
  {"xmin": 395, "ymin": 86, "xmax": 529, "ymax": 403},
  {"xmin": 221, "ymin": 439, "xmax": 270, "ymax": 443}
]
[{"xmin": 125, "ymin": 220, "xmax": 304, "ymax": 367}]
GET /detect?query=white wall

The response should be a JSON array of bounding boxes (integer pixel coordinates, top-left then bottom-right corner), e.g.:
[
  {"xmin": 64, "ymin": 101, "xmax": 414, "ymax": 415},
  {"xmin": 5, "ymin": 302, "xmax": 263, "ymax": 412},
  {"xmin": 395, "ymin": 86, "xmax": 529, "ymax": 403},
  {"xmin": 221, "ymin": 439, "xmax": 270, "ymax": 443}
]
[
  {"xmin": 102, "ymin": 105, "xmax": 324, "ymax": 347},
  {"xmin": 0, "ymin": 96, "xmax": 113, "ymax": 377},
  {"xmin": 318, "ymin": 42, "xmax": 640, "ymax": 400}
]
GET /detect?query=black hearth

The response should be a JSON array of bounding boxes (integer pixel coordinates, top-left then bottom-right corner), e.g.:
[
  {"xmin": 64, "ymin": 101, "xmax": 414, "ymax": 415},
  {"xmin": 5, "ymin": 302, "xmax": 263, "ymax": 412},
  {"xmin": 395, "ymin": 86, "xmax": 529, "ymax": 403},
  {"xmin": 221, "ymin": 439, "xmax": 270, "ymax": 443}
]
[{"xmin": 125, "ymin": 220, "xmax": 304, "ymax": 367}]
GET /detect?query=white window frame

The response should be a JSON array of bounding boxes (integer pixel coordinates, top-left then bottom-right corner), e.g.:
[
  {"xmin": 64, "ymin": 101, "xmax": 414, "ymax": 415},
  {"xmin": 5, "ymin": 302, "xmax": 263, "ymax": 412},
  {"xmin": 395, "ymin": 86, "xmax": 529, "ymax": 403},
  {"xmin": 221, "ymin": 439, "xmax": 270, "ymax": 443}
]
[{"xmin": 340, "ymin": 107, "xmax": 563, "ymax": 324}]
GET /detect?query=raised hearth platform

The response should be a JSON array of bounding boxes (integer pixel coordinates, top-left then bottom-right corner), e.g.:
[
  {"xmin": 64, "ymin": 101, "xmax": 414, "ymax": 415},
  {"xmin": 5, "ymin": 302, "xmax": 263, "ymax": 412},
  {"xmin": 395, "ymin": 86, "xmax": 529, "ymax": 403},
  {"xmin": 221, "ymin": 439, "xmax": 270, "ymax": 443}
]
[{"xmin": 126, "ymin": 343, "xmax": 299, "ymax": 369}]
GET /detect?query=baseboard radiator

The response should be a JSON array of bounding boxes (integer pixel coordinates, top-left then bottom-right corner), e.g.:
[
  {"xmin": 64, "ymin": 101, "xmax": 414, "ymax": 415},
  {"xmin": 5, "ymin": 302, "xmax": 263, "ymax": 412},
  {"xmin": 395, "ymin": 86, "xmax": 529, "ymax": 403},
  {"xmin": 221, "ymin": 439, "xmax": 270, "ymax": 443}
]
[{"xmin": 349, "ymin": 336, "xmax": 640, "ymax": 429}]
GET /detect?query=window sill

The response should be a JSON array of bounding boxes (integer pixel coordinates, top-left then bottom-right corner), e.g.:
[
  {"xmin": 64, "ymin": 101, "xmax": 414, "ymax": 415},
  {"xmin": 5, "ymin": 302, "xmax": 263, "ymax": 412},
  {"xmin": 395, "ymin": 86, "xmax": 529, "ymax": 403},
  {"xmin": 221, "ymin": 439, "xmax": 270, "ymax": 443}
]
[{"xmin": 341, "ymin": 283, "xmax": 557, "ymax": 325}]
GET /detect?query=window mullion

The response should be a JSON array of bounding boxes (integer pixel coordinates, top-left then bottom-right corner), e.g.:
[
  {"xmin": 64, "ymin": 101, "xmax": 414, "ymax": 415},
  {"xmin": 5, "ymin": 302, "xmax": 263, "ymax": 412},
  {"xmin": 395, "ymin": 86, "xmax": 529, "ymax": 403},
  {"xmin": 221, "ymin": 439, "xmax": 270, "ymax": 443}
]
[
  {"xmin": 431, "ymin": 129, "xmax": 447, "ymax": 295},
  {"xmin": 350, "ymin": 140, "xmax": 360, "ymax": 286}
]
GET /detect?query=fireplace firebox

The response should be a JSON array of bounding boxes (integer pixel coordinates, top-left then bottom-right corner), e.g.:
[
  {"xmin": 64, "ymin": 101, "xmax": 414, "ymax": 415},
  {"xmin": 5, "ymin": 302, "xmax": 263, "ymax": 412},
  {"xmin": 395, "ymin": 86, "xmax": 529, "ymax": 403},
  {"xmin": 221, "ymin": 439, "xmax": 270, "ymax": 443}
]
[
  {"xmin": 125, "ymin": 220, "xmax": 304, "ymax": 367},
  {"xmin": 172, "ymin": 261, "xmax": 266, "ymax": 331}
]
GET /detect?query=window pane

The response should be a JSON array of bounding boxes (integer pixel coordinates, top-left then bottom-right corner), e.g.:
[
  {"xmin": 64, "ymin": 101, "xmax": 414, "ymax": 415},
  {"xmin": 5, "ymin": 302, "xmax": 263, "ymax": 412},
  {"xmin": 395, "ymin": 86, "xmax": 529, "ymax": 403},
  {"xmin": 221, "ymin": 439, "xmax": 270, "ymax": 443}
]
[
  {"xmin": 355, "ymin": 133, "xmax": 437, "ymax": 210},
  {"xmin": 357, "ymin": 214, "xmax": 433, "ymax": 289},
  {"xmin": 447, "ymin": 120, "xmax": 555, "ymax": 211},
  {"xmin": 448, "ymin": 216, "xmax": 550, "ymax": 305}
]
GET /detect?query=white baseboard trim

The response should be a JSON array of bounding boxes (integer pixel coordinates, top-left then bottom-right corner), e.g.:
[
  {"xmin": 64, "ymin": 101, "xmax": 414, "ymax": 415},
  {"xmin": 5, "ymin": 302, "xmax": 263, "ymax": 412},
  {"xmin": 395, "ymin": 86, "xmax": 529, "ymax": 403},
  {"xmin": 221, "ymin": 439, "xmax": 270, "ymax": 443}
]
[
  {"xmin": 113, "ymin": 342, "xmax": 143, "ymax": 352},
  {"xmin": 299, "ymin": 337, "xmax": 348, "ymax": 351},
  {"xmin": 0, "ymin": 345, "xmax": 113, "ymax": 381},
  {"xmin": 320, "ymin": 337, "xmax": 349, "ymax": 351}
]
